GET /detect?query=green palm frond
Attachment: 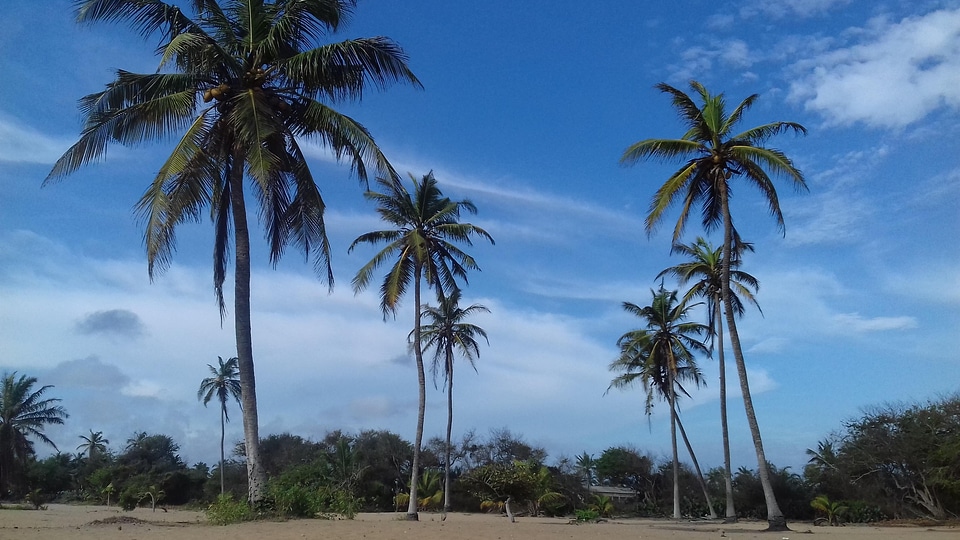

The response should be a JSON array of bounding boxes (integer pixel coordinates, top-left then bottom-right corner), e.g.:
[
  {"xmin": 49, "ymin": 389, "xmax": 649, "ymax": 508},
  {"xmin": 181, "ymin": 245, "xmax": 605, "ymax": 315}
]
[{"xmin": 623, "ymin": 80, "xmax": 806, "ymax": 240}]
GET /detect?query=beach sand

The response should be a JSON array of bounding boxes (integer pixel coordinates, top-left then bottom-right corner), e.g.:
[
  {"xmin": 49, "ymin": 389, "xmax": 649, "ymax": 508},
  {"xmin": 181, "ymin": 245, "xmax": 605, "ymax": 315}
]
[{"xmin": 0, "ymin": 504, "xmax": 956, "ymax": 539}]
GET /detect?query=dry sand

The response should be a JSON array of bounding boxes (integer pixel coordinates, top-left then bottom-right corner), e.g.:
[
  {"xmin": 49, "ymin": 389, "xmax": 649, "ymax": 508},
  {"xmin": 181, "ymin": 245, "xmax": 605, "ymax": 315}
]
[{"xmin": 0, "ymin": 504, "xmax": 957, "ymax": 540}]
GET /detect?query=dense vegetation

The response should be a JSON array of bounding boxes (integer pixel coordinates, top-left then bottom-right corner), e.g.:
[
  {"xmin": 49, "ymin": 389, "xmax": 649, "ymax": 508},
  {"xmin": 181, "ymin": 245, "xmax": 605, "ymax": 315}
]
[{"xmin": 5, "ymin": 387, "xmax": 959, "ymax": 522}]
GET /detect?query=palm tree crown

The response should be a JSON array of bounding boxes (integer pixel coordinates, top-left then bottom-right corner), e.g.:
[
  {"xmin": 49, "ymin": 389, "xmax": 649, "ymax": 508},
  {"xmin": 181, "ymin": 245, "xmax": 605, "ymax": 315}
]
[
  {"xmin": 0, "ymin": 372, "xmax": 69, "ymax": 496},
  {"xmin": 350, "ymin": 172, "xmax": 495, "ymax": 316},
  {"xmin": 608, "ymin": 287, "xmax": 708, "ymax": 416},
  {"xmin": 658, "ymin": 237, "xmax": 760, "ymax": 338},
  {"xmin": 198, "ymin": 356, "xmax": 243, "ymax": 422},
  {"xmin": 77, "ymin": 430, "xmax": 110, "ymax": 461},
  {"xmin": 48, "ymin": 0, "xmax": 421, "ymax": 302},
  {"xmin": 621, "ymin": 80, "xmax": 806, "ymax": 242},
  {"xmin": 419, "ymin": 288, "xmax": 490, "ymax": 385}
]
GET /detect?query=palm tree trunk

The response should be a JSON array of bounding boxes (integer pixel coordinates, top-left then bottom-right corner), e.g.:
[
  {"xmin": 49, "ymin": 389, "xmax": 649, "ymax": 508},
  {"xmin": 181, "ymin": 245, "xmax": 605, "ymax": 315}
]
[
  {"xmin": 406, "ymin": 268, "xmax": 425, "ymax": 521},
  {"xmin": 715, "ymin": 298, "xmax": 737, "ymax": 522},
  {"xmin": 229, "ymin": 157, "xmax": 266, "ymax": 505},
  {"xmin": 675, "ymin": 414, "xmax": 717, "ymax": 519},
  {"xmin": 720, "ymin": 195, "xmax": 786, "ymax": 531},
  {"xmin": 443, "ymin": 347, "xmax": 454, "ymax": 516},
  {"xmin": 668, "ymin": 369, "xmax": 680, "ymax": 519},
  {"xmin": 220, "ymin": 405, "xmax": 226, "ymax": 496}
]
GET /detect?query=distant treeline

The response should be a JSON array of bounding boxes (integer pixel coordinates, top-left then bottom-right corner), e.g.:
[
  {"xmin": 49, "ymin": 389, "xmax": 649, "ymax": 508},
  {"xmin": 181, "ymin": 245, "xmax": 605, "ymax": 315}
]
[{"xmin": 6, "ymin": 394, "xmax": 958, "ymax": 521}]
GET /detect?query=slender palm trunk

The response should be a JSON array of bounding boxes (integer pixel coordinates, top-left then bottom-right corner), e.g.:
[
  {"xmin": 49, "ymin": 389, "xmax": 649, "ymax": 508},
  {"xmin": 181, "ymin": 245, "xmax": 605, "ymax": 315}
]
[
  {"xmin": 715, "ymin": 298, "xmax": 737, "ymax": 522},
  {"xmin": 668, "ymin": 368, "xmax": 680, "ymax": 519},
  {"xmin": 443, "ymin": 345, "xmax": 454, "ymax": 515},
  {"xmin": 229, "ymin": 158, "xmax": 266, "ymax": 505},
  {"xmin": 675, "ymin": 414, "xmax": 717, "ymax": 519},
  {"xmin": 220, "ymin": 404, "xmax": 226, "ymax": 496},
  {"xmin": 720, "ymin": 195, "xmax": 785, "ymax": 531},
  {"xmin": 406, "ymin": 268, "xmax": 425, "ymax": 521}
]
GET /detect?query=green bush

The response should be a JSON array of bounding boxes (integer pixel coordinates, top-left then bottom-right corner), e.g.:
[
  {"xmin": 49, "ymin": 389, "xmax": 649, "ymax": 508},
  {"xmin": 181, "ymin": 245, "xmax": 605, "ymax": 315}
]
[
  {"xmin": 324, "ymin": 487, "xmax": 361, "ymax": 519},
  {"xmin": 206, "ymin": 494, "xmax": 253, "ymax": 525},
  {"xmin": 118, "ymin": 485, "xmax": 141, "ymax": 510},
  {"xmin": 843, "ymin": 500, "xmax": 887, "ymax": 523},
  {"xmin": 574, "ymin": 508, "xmax": 599, "ymax": 522},
  {"xmin": 269, "ymin": 483, "xmax": 323, "ymax": 518}
]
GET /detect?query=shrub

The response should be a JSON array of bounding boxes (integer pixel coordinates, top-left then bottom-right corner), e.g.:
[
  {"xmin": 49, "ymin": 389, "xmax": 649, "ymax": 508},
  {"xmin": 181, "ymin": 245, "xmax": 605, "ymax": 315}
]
[
  {"xmin": 269, "ymin": 483, "xmax": 322, "ymax": 518},
  {"xmin": 206, "ymin": 494, "xmax": 253, "ymax": 525},
  {"xmin": 844, "ymin": 500, "xmax": 887, "ymax": 523},
  {"xmin": 574, "ymin": 508, "xmax": 600, "ymax": 522}
]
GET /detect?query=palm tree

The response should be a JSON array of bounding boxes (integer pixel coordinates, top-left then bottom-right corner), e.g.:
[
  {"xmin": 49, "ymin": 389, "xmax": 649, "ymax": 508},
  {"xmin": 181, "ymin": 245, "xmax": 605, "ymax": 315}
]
[
  {"xmin": 418, "ymin": 288, "xmax": 489, "ymax": 514},
  {"xmin": 350, "ymin": 172, "xmax": 494, "ymax": 520},
  {"xmin": 46, "ymin": 0, "xmax": 420, "ymax": 505},
  {"xmin": 575, "ymin": 452, "xmax": 597, "ymax": 487},
  {"xmin": 621, "ymin": 81, "xmax": 806, "ymax": 530},
  {"xmin": 657, "ymin": 236, "xmax": 760, "ymax": 522},
  {"xmin": 607, "ymin": 286, "xmax": 710, "ymax": 519},
  {"xmin": 0, "ymin": 372, "xmax": 69, "ymax": 497},
  {"xmin": 77, "ymin": 430, "xmax": 110, "ymax": 462},
  {"xmin": 198, "ymin": 356, "xmax": 243, "ymax": 496}
]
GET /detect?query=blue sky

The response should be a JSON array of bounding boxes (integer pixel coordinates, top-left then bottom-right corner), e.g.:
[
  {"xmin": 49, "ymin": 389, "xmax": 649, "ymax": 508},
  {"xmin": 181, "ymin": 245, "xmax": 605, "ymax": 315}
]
[{"xmin": 1, "ymin": 0, "xmax": 958, "ymax": 473}]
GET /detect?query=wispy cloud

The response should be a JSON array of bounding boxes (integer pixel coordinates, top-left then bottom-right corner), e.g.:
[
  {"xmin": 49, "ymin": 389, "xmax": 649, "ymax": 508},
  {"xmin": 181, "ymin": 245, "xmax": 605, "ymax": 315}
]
[
  {"xmin": 0, "ymin": 116, "xmax": 72, "ymax": 164},
  {"xmin": 831, "ymin": 312, "xmax": 919, "ymax": 332},
  {"xmin": 741, "ymin": 0, "xmax": 853, "ymax": 19},
  {"xmin": 788, "ymin": 8, "xmax": 960, "ymax": 128}
]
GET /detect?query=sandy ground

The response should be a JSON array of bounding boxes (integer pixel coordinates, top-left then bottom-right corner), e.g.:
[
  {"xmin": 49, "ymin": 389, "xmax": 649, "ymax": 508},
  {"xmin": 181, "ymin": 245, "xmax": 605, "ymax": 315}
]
[{"xmin": 0, "ymin": 504, "xmax": 957, "ymax": 540}]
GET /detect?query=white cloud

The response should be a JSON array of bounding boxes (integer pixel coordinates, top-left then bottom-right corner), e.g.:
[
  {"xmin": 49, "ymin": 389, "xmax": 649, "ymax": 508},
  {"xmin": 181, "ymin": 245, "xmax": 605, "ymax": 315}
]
[
  {"xmin": 789, "ymin": 8, "xmax": 960, "ymax": 128},
  {"xmin": 733, "ymin": 266, "xmax": 922, "ymax": 344},
  {"xmin": 121, "ymin": 379, "xmax": 166, "ymax": 398},
  {"xmin": 783, "ymin": 145, "xmax": 890, "ymax": 246},
  {"xmin": 831, "ymin": 312, "xmax": 919, "ymax": 332},
  {"xmin": 670, "ymin": 40, "xmax": 758, "ymax": 81}
]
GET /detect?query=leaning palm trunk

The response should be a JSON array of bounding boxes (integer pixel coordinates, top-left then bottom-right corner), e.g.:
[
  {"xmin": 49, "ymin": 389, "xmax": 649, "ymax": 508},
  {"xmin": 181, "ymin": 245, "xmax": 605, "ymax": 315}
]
[
  {"xmin": 721, "ymin": 202, "xmax": 785, "ymax": 530},
  {"xmin": 715, "ymin": 297, "xmax": 737, "ymax": 521},
  {"xmin": 230, "ymin": 159, "xmax": 266, "ymax": 505},
  {"xmin": 675, "ymin": 414, "xmax": 717, "ymax": 519},
  {"xmin": 406, "ymin": 270, "xmax": 426, "ymax": 521}
]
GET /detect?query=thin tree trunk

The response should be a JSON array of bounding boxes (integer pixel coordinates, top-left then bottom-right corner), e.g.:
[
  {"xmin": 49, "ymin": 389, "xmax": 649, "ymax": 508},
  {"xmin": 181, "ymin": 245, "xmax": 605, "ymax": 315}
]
[
  {"xmin": 669, "ymin": 369, "xmax": 680, "ymax": 519},
  {"xmin": 220, "ymin": 405, "xmax": 226, "ymax": 496},
  {"xmin": 230, "ymin": 158, "xmax": 265, "ymax": 505},
  {"xmin": 720, "ymin": 196, "xmax": 786, "ymax": 531},
  {"xmin": 443, "ymin": 346, "xmax": 454, "ymax": 516},
  {"xmin": 406, "ymin": 268, "xmax": 425, "ymax": 521},
  {"xmin": 715, "ymin": 298, "xmax": 737, "ymax": 522},
  {"xmin": 675, "ymin": 414, "xmax": 717, "ymax": 519}
]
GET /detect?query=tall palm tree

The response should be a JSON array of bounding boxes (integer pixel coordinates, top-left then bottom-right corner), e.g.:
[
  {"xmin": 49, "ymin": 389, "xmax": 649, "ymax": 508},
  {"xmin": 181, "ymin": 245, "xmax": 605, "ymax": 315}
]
[
  {"xmin": 0, "ymin": 372, "xmax": 69, "ymax": 497},
  {"xmin": 621, "ymin": 81, "xmax": 806, "ymax": 530},
  {"xmin": 198, "ymin": 356, "xmax": 243, "ymax": 496},
  {"xmin": 350, "ymin": 172, "xmax": 494, "ymax": 520},
  {"xmin": 657, "ymin": 236, "xmax": 760, "ymax": 522},
  {"xmin": 607, "ymin": 286, "xmax": 710, "ymax": 519},
  {"xmin": 418, "ymin": 288, "xmax": 489, "ymax": 515},
  {"xmin": 77, "ymin": 430, "xmax": 110, "ymax": 462},
  {"xmin": 46, "ymin": 0, "xmax": 420, "ymax": 504}
]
